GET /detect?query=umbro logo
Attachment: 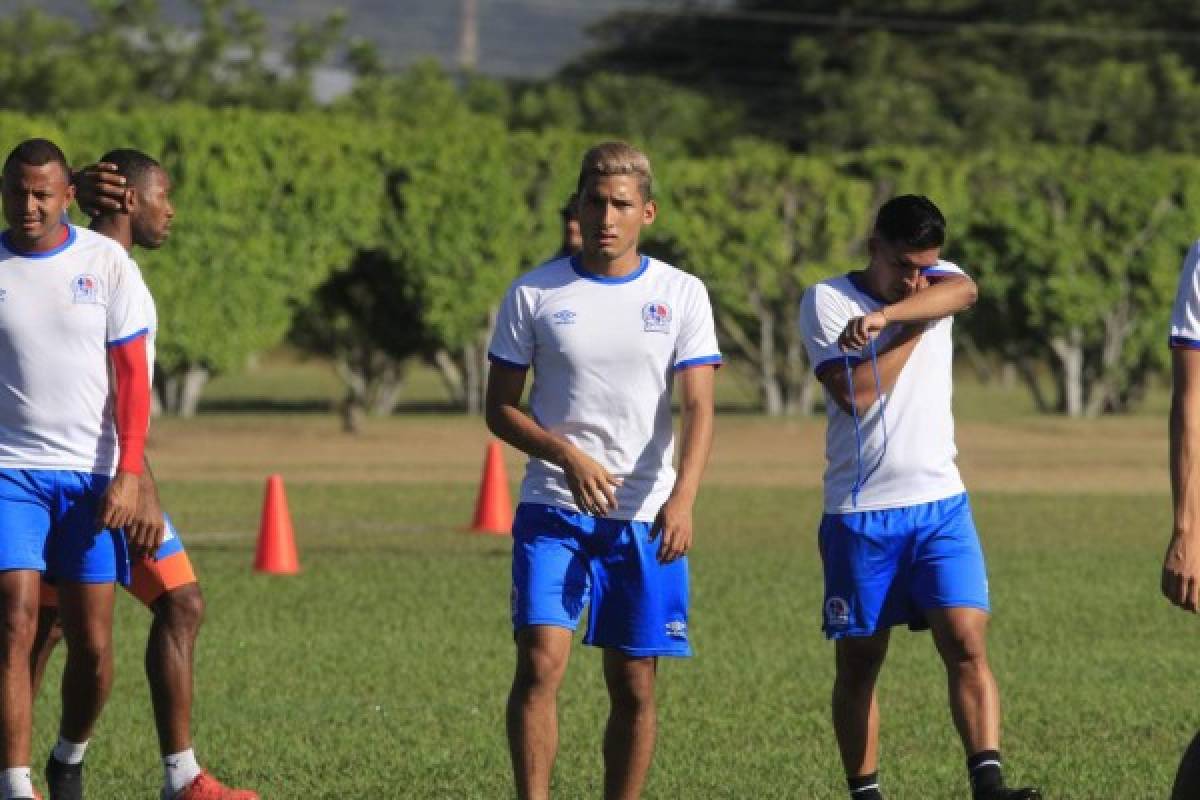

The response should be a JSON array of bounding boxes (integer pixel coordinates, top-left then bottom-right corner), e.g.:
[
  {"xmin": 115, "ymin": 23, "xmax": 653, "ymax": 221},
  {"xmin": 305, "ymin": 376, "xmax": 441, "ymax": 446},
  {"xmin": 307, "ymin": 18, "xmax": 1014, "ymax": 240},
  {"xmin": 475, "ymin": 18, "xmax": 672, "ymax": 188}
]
[
  {"xmin": 665, "ymin": 620, "xmax": 688, "ymax": 640},
  {"xmin": 551, "ymin": 309, "xmax": 577, "ymax": 325}
]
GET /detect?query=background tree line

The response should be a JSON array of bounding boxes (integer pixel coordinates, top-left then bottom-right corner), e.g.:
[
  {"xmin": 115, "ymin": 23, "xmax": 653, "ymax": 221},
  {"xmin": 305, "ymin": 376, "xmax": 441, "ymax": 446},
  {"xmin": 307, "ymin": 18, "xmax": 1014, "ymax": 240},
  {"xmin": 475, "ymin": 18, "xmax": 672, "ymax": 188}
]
[{"xmin": 1, "ymin": 0, "xmax": 1197, "ymax": 421}]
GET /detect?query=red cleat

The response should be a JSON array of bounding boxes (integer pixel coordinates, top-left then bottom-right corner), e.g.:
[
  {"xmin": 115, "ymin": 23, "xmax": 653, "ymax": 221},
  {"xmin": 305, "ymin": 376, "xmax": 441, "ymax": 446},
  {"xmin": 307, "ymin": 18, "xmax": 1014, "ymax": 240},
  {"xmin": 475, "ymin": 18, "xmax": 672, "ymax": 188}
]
[{"xmin": 166, "ymin": 772, "xmax": 258, "ymax": 800}]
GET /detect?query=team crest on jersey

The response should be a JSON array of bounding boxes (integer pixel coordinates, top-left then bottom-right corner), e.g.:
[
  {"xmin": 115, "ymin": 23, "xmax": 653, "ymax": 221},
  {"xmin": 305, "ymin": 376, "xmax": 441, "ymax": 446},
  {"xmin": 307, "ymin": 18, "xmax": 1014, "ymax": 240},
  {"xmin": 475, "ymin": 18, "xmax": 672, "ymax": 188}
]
[
  {"xmin": 642, "ymin": 301, "xmax": 672, "ymax": 333},
  {"xmin": 665, "ymin": 619, "xmax": 688, "ymax": 640},
  {"xmin": 825, "ymin": 596, "xmax": 851, "ymax": 628},
  {"xmin": 551, "ymin": 309, "xmax": 577, "ymax": 325},
  {"xmin": 71, "ymin": 274, "xmax": 99, "ymax": 304}
]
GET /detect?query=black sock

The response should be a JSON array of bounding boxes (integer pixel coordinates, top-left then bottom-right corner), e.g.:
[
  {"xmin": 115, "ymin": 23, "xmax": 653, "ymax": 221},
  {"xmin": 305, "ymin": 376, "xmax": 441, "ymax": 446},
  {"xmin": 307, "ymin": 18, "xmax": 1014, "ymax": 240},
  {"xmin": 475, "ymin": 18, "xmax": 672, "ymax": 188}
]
[
  {"xmin": 968, "ymin": 750, "xmax": 1004, "ymax": 798},
  {"xmin": 848, "ymin": 771, "xmax": 882, "ymax": 799}
]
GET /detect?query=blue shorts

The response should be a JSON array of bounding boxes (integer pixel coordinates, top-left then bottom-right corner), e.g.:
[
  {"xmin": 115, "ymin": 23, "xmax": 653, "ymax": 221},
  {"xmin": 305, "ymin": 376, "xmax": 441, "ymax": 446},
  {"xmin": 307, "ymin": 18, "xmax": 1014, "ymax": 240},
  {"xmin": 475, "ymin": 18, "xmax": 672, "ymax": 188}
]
[
  {"xmin": 0, "ymin": 469, "xmax": 130, "ymax": 584},
  {"xmin": 819, "ymin": 492, "xmax": 989, "ymax": 639},
  {"xmin": 511, "ymin": 503, "xmax": 691, "ymax": 657}
]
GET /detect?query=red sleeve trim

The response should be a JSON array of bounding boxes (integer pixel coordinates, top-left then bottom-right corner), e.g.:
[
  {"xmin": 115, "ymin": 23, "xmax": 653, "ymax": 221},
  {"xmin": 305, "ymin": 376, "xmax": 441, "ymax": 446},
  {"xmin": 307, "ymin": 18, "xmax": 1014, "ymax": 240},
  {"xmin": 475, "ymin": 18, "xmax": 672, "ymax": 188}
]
[{"xmin": 109, "ymin": 336, "xmax": 150, "ymax": 474}]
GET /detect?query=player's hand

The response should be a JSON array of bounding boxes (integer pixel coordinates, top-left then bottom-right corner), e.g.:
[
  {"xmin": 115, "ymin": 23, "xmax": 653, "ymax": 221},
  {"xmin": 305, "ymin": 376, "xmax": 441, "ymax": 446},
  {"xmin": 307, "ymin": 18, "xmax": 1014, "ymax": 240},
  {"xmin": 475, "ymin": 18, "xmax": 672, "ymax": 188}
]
[
  {"xmin": 98, "ymin": 470, "xmax": 140, "ymax": 530},
  {"xmin": 649, "ymin": 495, "xmax": 693, "ymax": 563},
  {"xmin": 560, "ymin": 446, "xmax": 622, "ymax": 517},
  {"xmin": 74, "ymin": 162, "xmax": 127, "ymax": 216},
  {"xmin": 1162, "ymin": 530, "xmax": 1200, "ymax": 612},
  {"xmin": 839, "ymin": 310, "xmax": 889, "ymax": 351},
  {"xmin": 125, "ymin": 472, "xmax": 166, "ymax": 561}
]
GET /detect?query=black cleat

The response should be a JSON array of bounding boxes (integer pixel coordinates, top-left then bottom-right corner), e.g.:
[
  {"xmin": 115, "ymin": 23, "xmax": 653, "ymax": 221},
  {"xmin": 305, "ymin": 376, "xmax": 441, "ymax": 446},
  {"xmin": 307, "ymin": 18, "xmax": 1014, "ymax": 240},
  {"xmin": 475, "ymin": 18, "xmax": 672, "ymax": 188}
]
[{"xmin": 43, "ymin": 756, "xmax": 83, "ymax": 800}]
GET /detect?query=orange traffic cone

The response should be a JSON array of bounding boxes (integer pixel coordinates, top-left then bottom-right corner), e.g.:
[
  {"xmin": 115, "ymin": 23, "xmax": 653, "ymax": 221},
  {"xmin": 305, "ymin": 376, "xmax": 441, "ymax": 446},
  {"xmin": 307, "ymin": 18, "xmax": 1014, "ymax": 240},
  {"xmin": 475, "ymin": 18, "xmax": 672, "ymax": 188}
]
[
  {"xmin": 470, "ymin": 440, "xmax": 513, "ymax": 535},
  {"xmin": 254, "ymin": 474, "xmax": 300, "ymax": 574}
]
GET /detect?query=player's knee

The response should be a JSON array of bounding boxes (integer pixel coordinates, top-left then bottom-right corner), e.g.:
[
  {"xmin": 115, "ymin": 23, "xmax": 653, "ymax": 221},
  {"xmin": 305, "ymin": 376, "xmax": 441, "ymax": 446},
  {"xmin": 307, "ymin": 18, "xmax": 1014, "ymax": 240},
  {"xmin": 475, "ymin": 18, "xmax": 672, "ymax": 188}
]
[
  {"xmin": 158, "ymin": 583, "xmax": 205, "ymax": 637},
  {"xmin": 835, "ymin": 639, "xmax": 888, "ymax": 681},
  {"xmin": 606, "ymin": 665, "xmax": 656, "ymax": 710},
  {"xmin": 514, "ymin": 643, "xmax": 569, "ymax": 692},
  {"xmin": 0, "ymin": 601, "xmax": 39, "ymax": 657},
  {"xmin": 937, "ymin": 628, "xmax": 988, "ymax": 667}
]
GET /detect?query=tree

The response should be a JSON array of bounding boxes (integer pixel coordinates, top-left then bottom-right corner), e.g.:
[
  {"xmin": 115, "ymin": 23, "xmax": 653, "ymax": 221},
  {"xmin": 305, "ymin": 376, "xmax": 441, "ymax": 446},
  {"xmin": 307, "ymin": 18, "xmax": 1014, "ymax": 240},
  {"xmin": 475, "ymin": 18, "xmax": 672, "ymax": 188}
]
[
  {"xmin": 958, "ymin": 148, "xmax": 1190, "ymax": 416},
  {"xmin": 661, "ymin": 141, "xmax": 872, "ymax": 414}
]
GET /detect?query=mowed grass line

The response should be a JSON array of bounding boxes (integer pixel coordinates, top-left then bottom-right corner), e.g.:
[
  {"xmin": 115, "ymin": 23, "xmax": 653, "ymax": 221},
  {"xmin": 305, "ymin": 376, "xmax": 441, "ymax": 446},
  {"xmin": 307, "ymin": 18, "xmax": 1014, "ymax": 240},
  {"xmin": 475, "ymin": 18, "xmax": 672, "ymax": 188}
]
[{"xmin": 29, "ymin": 481, "xmax": 1195, "ymax": 798}]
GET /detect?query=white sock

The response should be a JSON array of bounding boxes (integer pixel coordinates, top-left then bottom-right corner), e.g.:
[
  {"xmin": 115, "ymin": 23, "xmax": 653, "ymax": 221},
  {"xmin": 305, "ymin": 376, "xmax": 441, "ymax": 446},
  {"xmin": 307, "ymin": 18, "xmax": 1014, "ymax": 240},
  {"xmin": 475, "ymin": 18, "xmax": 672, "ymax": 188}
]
[
  {"xmin": 163, "ymin": 749, "xmax": 201, "ymax": 796},
  {"xmin": 1, "ymin": 767, "xmax": 33, "ymax": 799},
  {"xmin": 51, "ymin": 735, "xmax": 89, "ymax": 765}
]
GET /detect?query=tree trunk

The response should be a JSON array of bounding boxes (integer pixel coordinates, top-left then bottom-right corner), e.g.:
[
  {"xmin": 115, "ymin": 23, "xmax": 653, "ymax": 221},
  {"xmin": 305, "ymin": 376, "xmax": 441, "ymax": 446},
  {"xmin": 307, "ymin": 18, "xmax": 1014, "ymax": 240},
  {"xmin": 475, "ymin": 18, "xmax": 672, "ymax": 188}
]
[
  {"xmin": 159, "ymin": 364, "xmax": 210, "ymax": 417},
  {"xmin": 1049, "ymin": 329, "xmax": 1084, "ymax": 418},
  {"xmin": 1014, "ymin": 355, "xmax": 1052, "ymax": 413},
  {"xmin": 433, "ymin": 348, "xmax": 467, "ymax": 407},
  {"xmin": 463, "ymin": 340, "xmax": 482, "ymax": 415},
  {"xmin": 749, "ymin": 287, "xmax": 782, "ymax": 416},
  {"xmin": 1085, "ymin": 295, "xmax": 1133, "ymax": 417}
]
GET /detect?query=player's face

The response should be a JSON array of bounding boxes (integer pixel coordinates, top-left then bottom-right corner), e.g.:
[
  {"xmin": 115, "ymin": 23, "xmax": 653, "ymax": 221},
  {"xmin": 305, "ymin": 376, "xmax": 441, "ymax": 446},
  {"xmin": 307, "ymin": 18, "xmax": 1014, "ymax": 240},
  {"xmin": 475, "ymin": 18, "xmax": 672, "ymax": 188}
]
[
  {"xmin": 131, "ymin": 167, "xmax": 174, "ymax": 250},
  {"xmin": 870, "ymin": 239, "xmax": 940, "ymax": 303},
  {"xmin": 1, "ymin": 162, "xmax": 74, "ymax": 249},
  {"xmin": 577, "ymin": 174, "xmax": 656, "ymax": 264}
]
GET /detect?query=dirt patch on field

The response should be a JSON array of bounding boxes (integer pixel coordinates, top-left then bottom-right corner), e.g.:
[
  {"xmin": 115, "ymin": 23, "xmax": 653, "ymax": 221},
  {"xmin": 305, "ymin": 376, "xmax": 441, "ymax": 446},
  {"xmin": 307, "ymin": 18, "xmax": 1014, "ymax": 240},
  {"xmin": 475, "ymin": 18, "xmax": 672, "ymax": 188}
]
[{"xmin": 147, "ymin": 413, "xmax": 1168, "ymax": 495}]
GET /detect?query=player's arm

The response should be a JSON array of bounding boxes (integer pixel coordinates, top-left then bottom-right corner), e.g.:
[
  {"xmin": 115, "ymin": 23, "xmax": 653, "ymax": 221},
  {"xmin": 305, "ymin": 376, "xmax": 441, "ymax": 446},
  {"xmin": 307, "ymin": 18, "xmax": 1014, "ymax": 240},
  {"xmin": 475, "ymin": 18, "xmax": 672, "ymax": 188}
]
[
  {"xmin": 839, "ymin": 274, "xmax": 977, "ymax": 350},
  {"xmin": 1165, "ymin": 347, "xmax": 1200, "ymax": 611},
  {"xmin": 818, "ymin": 324, "xmax": 925, "ymax": 415},
  {"xmin": 98, "ymin": 334, "xmax": 150, "ymax": 531},
  {"xmin": 650, "ymin": 364, "xmax": 715, "ymax": 563},
  {"xmin": 484, "ymin": 363, "xmax": 622, "ymax": 516},
  {"xmin": 72, "ymin": 162, "xmax": 127, "ymax": 216},
  {"xmin": 125, "ymin": 455, "xmax": 166, "ymax": 561}
]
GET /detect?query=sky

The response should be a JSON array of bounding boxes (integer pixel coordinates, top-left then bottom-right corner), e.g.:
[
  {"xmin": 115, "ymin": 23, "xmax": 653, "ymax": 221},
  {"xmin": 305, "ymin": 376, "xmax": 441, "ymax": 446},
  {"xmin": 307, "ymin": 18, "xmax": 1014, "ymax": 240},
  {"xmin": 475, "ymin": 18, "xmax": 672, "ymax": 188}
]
[{"xmin": 32, "ymin": 0, "xmax": 730, "ymax": 78}]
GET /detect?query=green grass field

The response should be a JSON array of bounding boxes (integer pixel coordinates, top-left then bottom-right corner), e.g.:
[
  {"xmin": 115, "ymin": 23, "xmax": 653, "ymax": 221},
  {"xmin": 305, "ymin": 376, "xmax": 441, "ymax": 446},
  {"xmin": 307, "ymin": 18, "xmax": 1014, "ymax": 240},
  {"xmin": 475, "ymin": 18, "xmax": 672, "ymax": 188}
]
[{"xmin": 28, "ymin": 356, "xmax": 1193, "ymax": 798}]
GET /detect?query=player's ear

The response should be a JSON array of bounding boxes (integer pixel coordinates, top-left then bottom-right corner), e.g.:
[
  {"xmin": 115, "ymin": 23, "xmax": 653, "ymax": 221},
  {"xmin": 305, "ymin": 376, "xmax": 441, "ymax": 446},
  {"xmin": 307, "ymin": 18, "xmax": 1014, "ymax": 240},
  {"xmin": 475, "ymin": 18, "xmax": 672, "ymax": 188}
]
[
  {"xmin": 123, "ymin": 187, "xmax": 137, "ymax": 213},
  {"xmin": 642, "ymin": 198, "xmax": 657, "ymax": 226}
]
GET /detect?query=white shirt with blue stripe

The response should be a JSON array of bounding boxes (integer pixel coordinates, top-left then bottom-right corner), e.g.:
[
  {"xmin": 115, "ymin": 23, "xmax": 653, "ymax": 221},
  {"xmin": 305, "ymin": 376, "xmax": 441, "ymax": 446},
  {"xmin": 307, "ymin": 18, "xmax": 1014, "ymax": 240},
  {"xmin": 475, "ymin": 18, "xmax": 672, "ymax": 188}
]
[
  {"xmin": 0, "ymin": 226, "xmax": 151, "ymax": 475},
  {"xmin": 489, "ymin": 255, "xmax": 722, "ymax": 522},
  {"xmin": 799, "ymin": 260, "xmax": 967, "ymax": 514},
  {"xmin": 1170, "ymin": 240, "xmax": 1200, "ymax": 350}
]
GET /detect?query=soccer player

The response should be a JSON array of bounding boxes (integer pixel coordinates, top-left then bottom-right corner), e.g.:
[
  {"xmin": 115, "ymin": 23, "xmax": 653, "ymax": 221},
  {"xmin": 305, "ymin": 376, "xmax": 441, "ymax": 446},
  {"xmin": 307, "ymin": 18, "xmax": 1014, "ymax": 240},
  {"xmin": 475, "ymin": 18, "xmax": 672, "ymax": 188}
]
[
  {"xmin": 32, "ymin": 151, "xmax": 258, "ymax": 800},
  {"xmin": 0, "ymin": 138, "xmax": 152, "ymax": 800},
  {"xmin": 1162, "ymin": 237, "xmax": 1200, "ymax": 798},
  {"xmin": 555, "ymin": 200, "xmax": 583, "ymax": 259},
  {"xmin": 799, "ymin": 195, "xmax": 1040, "ymax": 800},
  {"xmin": 485, "ymin": 141, "xmax": 719, "ymax": 800}
]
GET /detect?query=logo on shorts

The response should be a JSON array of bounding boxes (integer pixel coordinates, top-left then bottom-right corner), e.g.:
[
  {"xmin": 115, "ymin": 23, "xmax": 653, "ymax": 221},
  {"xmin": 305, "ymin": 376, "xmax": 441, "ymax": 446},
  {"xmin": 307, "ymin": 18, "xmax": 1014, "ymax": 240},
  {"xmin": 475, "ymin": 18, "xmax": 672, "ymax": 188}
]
[
  {"xmin": 825, "ymin": 596, "xmax": 851, "ymax": 628},
  {"xmin": 71, "ymin": 274, "xmax": 99, "ymax": 304},
  {"xmin": 551, "ymin": 309, "xmax": 577, "ymax": 325},
  {"xmin": 665, "ymin": 619, "xmax": 688, "ymax": 640},
  {"xmin": 642, "ymin": 301, "xmax": 672, "ymax": 333}
]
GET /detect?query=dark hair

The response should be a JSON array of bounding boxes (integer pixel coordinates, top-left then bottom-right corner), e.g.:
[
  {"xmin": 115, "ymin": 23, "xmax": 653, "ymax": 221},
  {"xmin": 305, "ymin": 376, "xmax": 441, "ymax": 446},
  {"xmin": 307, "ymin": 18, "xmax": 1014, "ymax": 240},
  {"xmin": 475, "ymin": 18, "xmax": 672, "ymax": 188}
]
[
  {"xmin": 873, "ymin": 194, "xmax": 945, "ymax": 249},
  {"xmin": 3, "ymin": 138, "xmax": 70, "ymax": 180},
  {"xmin": 560, "ymin": 201, "xmax": 577, "ymax": 222},
  {"xmin": 99, "ymin": 148, "xmax": 162, "ymax": 190}
]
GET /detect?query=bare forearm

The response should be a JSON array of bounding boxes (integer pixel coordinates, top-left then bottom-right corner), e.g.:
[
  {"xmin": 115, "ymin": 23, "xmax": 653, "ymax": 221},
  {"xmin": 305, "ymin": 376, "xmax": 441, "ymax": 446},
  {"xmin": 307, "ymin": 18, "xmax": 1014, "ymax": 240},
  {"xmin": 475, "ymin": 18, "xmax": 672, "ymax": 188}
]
[
  {"xmin": 486, "ymin": 404, "xmax": 569, "ymax": 468},
  {"xmin": 881, "ymin": 277, "xmax": 976, "ymax": 324},
  {"xmin": 827, "ymin": 327, "xmax": 923, "ymax": 413},
  {"xmin": 672, "ymin": 399, "xmax": 714, "ymax": 504},
  {"xmin": 1171, "ymin": 390, "xmax": 1200, "ymax": 538}
]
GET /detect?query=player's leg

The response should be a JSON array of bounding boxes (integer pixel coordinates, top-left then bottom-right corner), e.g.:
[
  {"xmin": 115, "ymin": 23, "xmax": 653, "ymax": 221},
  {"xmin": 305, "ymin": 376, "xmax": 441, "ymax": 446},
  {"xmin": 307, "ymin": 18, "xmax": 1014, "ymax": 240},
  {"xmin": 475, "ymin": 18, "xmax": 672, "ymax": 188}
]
[
  {"xmin": 819, "ymin": 509, "xmax": 908, "ymax": 800},
  {"xmin": 506, "ymin": 504, "xmax": 590, "ymax": 800},
  {"xmin": 913, "ymin": 494, "xmax": 1039, "ymax": 800},
  {"xmin": 0, "ymin": 470, "xmax": 57, "ymax": 799},
  {"xmin": 600, "ymin": 651, "xmax": 656, "ymax": 800},
  {"xmin": 585, "ymin": 517, "xmax": 690, "ymax": 799},
  {"xmin": 0, "ymin": 570, "xmax": 45, "ymax": 800},
  {"xmin": 29, "ymin": 584, "xmax": 62, "ymax": 699},
  {"xmin": 54, "ymin": 582, "xmax": 116, "ymax": 747},
  {"xmin": 508, "ymin": 626, "xmax": 573, "ymax": 800},
  {"xmin": 833, "ymin": 632, "xmax": 890, "ymax": 789},
  {"xmin": 129, "ymin": 517, "xmax": 256, "ymax": 800},
  {"xmin": 1171, "ymin": 730, "xmax": 1200, "ymax": 799}
]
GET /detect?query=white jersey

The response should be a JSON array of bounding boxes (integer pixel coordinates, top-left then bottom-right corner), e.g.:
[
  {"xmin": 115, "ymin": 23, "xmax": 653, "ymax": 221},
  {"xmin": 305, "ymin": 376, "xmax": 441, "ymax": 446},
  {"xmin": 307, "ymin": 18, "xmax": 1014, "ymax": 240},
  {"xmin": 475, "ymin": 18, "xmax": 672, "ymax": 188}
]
[
  {"xmin": 799, "ymin": 261, "xmax": 967, "ymax": 513},
  {"xmin": 0, "ymin": 226, "xmax": 151, "ymax": 474},
  {"xmin": 1170, "ymin": 239, "xmax": 1200, "ymax": 349},
  {"xmin": 126, "ymin": 257, "xmax": 158, "ymax": 374},
  {"xmin": 489, "ymin": 255, "xmax": 721, "ymax": 521}
]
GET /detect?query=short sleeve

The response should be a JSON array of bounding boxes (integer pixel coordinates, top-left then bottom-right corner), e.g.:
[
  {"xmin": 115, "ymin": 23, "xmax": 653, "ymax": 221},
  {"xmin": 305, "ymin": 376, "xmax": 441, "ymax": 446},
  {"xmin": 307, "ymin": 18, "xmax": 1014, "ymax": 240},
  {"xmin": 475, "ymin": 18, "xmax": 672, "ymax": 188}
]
[
  {"xmin": 922, "ymin": 259, "xmax": 967, "ymax": 280},
  {"xmin": 799, "ymin": 284, "xmax": 856, "ymax": 375},
  {"xmin": 105, "ymin": 252, "xmax": 151, "ymax": 347},
  {"xmin": 488, "ymin": 282, "xmax": 535, "ymax": 369},
  {"xmin": 1171, "ymin": 241, "xmax": 1200, "ymax": 350},
  {"xmin": 673, "ymin": 279, "xmax": 722, "ymax": 371}
]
